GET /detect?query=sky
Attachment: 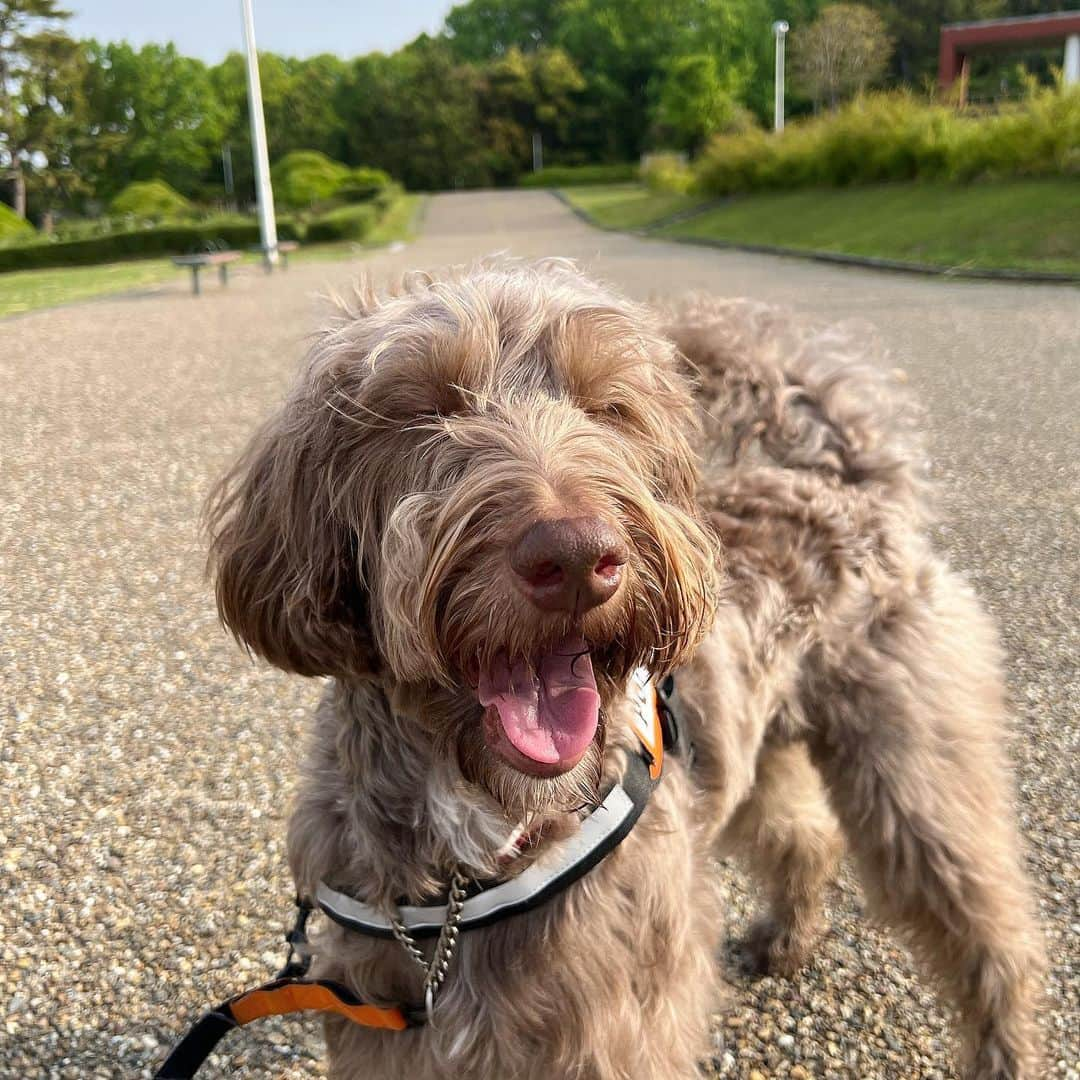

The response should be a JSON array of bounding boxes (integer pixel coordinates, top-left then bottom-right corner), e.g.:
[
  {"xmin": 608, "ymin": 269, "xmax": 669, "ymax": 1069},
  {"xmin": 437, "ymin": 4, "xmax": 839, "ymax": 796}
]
[{"xmin": 66, "ymin": 0, "xmax": 457, "ymax": 61}]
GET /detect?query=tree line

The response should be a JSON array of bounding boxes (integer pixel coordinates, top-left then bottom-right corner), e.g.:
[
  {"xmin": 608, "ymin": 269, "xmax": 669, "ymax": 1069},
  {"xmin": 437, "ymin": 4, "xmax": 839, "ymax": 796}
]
[{"xmin": 0, "ymin": 0, "xmax": 1063, "ymax": 222}]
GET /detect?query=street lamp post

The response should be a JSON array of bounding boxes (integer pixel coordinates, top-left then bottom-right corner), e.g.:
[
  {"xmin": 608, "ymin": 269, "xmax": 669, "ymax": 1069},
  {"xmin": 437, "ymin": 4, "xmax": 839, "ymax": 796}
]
[
  {"xmin": 240, "ymin": 0, "xmax": 278, "ymax": 267},
  {"xmin": 772, "ymin": 20, "xmax": 789, "ymax": 133}
]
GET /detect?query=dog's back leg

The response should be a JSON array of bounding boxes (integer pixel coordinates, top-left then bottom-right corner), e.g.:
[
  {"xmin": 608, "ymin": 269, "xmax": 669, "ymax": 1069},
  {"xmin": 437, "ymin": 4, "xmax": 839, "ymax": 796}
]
[
  {"xmin": 721, "ymin": 739, "xmax": 843, "ymax": 976},
  {"xmin": 806, "ymin": 572, "xmax": 1043, "ymax": 1080}
]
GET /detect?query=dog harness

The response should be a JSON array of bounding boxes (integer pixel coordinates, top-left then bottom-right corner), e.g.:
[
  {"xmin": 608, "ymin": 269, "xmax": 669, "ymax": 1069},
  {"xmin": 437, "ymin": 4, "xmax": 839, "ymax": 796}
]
[{"xmin": 154, "ymin": 671, "xmax": 681, "ymax": 1079}]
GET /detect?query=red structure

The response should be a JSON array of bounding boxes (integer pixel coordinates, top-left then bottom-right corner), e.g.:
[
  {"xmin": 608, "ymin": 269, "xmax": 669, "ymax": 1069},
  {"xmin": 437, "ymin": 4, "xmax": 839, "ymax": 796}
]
[{"xmin": 939, "ymin": 10, "xmax": 1080, "ymax": 97}]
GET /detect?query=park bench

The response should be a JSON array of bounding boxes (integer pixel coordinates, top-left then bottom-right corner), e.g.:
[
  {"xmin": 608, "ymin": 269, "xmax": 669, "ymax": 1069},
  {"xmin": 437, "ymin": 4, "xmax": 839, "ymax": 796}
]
[
  {"xmin": 249, "ymin": 240, "xmax": 300, "ymax": 270},
  {"xmin": 171, "ymin": 250, "xmax": 243, "ymax": 296}
]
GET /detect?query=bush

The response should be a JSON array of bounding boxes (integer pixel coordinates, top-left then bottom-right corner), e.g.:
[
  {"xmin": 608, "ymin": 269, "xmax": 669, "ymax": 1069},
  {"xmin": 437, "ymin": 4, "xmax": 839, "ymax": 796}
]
[
  {"xmin": 0, "ymin": 217, "xmax": 303, "ymax": 273},
  {"xmin": 519, "ymin": 164, "xmax": 639, "ymax": 188},
  {"xmin": 305, "ymin": 204, "xmax": 378, "ymax": 244},
  {"xmin": 371, "ymin": 181, "xmax": 404, "ymax": 211},
  {"xmin": 0, "ymin": 201, "xmax": 34, "ymax": 241},
  {"xmin": 949, "ymin": 86, "xmax": 1080, "ymax": 181},
  {"xmin": 271, "ymin": 151, "xmax": 393, "ymax": 210},
  {"xmin": 336, "ymin": 167, "xmax": 394, "ymax": 204},
  {"xmin": 695, "ymin": 86, "xmax": 1080, "ymax": 196},
  {"xmin": 271, "ymin": 150, "xmax": 351, "ymax": 208},
  {"xmin": 109, "ymin": 180, "xmax": 195, "ymax": 221},
  {"xmin": 641, "ymin": 152, "xmax": 695, "ymax": 194}
]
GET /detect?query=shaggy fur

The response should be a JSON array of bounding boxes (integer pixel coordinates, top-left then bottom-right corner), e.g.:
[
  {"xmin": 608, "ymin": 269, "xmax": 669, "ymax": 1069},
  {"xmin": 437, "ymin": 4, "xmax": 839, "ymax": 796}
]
[{"xmin": 207, "ymin": 259, "xmax": 1043, "ymax": 1079}]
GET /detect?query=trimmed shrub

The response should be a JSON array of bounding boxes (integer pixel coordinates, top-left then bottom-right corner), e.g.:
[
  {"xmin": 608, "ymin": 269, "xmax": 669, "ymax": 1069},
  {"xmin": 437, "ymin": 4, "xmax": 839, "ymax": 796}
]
[
  {"xmin": 272, "ymin": 150, "xmax": 351, "ymax": 208},
  {"xmin": 337, "ymin": 167, "xmax": 394, "ymax": 204},
  {"xmin": 519, "ymin": 164, "xmax": 639, "ymax": 187},
  {"xmin": 272, "ymin": 151, "xmax": 395, "ymax": 208},
  {"xmin": 695, "ymin": 86, "xmax": 1080, "ymax": 197},
  {"xmin": 0, "ymin": 200, "xmax": 34, "ymax": 240},
  {"xmin": 0, "ymin": 201, "xmax": 34, "ymax": 241},
  {"xmin": 305, "ymin": 204, "xmax": 378, "ymax": 244},
  {"xmin": 0, "ymin": 217, "xmax": 303, "ymax": 273},
  {"xmin": 109, "ymin": 180, "xmax": 195, "ymax": 220}
]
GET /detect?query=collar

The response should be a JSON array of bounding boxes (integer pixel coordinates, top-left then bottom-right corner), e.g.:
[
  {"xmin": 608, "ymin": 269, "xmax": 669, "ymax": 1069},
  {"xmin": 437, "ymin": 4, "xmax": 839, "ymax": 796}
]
[{"xmin": 316, "ymin": 667, "xmax": 681, "ymax": 940}]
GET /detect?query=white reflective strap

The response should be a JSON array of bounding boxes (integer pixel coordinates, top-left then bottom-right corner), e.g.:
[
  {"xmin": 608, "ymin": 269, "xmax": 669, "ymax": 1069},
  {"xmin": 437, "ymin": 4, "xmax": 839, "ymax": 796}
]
[
  {"xmin": 317, "ymin": 782, "xmax": 636, "ymax": 935},
  {"xmin": 626, "ymin": 667, "xmax": 659, "ymax": 760}
]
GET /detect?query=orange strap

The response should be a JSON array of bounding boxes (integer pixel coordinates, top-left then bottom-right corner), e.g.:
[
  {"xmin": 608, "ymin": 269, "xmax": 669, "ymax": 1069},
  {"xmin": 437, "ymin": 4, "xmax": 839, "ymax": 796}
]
[
  {"xmin": 230, "ymin": 980, "xmax": 408, "ymax": 1030},
  {"xmin": 155, "ymin": 977, "xmax": 412, "ymax": 1078}
]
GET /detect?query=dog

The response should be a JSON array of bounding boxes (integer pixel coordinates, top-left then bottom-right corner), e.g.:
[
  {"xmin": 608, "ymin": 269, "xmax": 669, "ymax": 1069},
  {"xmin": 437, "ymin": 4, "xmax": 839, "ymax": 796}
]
[{"xmin": 206, "ymin": 258, "xmax": 1043, "ymax": 1079}]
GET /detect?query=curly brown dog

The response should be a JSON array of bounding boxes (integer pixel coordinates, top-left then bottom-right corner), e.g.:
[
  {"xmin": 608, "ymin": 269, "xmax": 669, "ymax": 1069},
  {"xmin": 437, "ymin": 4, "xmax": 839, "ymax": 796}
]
[{"xmin": 207, "ymin": 259, "xmax": 1042, "ymax": 1079}]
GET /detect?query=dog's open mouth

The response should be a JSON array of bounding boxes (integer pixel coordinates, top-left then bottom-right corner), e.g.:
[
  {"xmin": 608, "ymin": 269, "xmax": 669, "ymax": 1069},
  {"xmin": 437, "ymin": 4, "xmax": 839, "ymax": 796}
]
[{"xmin": 477, "ymin": 633, "xmax": 600, "ymax": 778}]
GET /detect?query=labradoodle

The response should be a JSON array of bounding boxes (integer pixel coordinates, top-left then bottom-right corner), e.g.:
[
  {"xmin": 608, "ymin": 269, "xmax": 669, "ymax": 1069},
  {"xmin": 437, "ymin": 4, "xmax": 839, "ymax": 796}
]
[{"xmin": 207, "ymin": 258, "xmax": 1042, "ymax": 1079}]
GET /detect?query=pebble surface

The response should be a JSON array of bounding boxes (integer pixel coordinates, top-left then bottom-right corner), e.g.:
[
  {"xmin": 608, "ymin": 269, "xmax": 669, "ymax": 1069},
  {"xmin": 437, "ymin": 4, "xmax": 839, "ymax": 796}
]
[{"xmin": 2, "ymin": 192, "xmax": 1076, "ymax": 1078}]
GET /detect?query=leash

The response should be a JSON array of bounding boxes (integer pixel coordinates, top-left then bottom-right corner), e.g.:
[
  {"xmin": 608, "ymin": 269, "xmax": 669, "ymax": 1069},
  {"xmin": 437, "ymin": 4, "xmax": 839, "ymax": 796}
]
[
  {"xmin": 153, "ymin": 900, "xmax": 421, "ymax": 1078},
  {"xmin": 154, "ymin": 670, "xmax": 682, "ymax": 1078}
]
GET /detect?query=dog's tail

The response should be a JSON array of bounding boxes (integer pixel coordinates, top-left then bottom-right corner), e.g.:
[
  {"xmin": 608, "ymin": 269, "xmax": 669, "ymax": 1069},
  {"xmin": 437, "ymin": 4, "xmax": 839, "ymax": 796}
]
[{"xmin": 661, "ymin": 297, "xmax": 924, "ymax": 504}]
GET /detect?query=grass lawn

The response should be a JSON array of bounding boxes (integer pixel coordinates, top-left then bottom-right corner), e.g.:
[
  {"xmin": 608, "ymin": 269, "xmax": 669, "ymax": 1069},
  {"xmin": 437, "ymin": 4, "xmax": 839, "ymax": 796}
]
[
  {"xmin": 0, "ymin": 259, "xmax": 177, "ymax": 318},
  {"xmin": 565, "ymin": 180, "xmax": 1080, "ymax": 276},
  {"xmin": 0, "ymin": 194, "xmax": 427, "ymax": 318},
  {"xmin": 560, "ymin": 183, "xmax": 710, "ymax": 230}
]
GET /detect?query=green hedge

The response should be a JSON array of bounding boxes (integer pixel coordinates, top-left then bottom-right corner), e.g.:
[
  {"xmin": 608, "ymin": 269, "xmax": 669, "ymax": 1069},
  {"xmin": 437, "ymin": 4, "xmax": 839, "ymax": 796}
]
[
  {"xmin": 305, "ymin": 204, "xmax": 378, "ymax": 243},
  {"xmin": 694, "ymin": 87, "xmax": 1080, "ymax": 197},
  {"xmin": 0, "ymin": 217, "xmax": 303, "ymax": 273},
  {"xmin": 519, "ymin": 164, "xmax": 639, "ymax": 188}
]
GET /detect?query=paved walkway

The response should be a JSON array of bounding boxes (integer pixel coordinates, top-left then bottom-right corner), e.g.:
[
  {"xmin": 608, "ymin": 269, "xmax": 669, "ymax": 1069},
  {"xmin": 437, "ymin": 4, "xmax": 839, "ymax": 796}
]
[{"xmin": 2, "ymin": 192, "xmax": 1076, "ymax": 1078}]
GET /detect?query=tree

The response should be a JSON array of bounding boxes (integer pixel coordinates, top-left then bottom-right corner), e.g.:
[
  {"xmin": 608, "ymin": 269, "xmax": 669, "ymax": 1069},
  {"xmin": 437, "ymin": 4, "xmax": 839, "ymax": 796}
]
[
  {"xmin": 211, "ymin": 52, "xmax": 347, "ymax": 205},
  {"xmin": 550, "ymin": 0, "xmax": 770, "ymax": 159},
  {"xmin": 337, "ymin": 37, "xmax": 490, "ymax": 190},
  {"xmin": 479, "ymin": 46, "xmax": 585, "ymax": 180},
  {"xmin": 0, "ymin": 0, "xmax": 72, "ymax": 216},
  {"xmin": 865, "ymin": 0, "xmax": 1004, "ymax": 83},
  {"xmin": 19, "ymin": 35, "xmax": 113, "ymax": 220},
  {"xmin": 651, "ymin": 53, "xmax": 747, "ymax": 151},
  {"xmin": 792, "ymin": 3, "xmax": 893, "ymax": 110},
  {"xmin": 80, "ymin": 42, "xmax": 226, "ymax": 200},
  {"xmin": 444, "ymin": 0, "xmax": 561, "ymax": 61}
]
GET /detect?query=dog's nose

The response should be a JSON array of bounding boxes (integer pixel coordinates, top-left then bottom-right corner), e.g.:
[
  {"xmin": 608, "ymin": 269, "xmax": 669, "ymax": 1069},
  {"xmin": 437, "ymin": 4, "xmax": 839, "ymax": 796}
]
[{"xmin": 511, "ymin": 516, "xmax": 628, "ymax": 614}]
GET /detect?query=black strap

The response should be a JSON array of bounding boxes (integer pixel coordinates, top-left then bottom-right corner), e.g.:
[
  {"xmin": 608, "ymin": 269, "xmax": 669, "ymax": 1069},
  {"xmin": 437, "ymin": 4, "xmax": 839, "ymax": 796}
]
[
  {"xmin": 154, "ymin": 976, "xmax": 416, "ymax": 1079},
  {"xmin": 154, "ymin": 1009, "xmax": 238, "ymax": 1079}
]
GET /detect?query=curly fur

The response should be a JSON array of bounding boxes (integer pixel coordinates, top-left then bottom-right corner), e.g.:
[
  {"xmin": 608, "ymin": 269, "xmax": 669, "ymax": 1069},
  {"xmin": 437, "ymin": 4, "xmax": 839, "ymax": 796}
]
[{"xmin": 207, "ymin": 258, "xmax": 1042, "ymax": 1079}]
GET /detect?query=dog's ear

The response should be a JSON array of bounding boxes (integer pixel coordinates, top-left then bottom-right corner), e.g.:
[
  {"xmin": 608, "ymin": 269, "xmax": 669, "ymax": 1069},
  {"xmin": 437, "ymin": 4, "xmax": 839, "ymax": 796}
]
[
  {"xmin": 206, "ymin": 400, "xmax": 379, "ymax": 680},
  {"xmin": 646, "ymin": 361, "xmax": 703, "ymax": 512}
]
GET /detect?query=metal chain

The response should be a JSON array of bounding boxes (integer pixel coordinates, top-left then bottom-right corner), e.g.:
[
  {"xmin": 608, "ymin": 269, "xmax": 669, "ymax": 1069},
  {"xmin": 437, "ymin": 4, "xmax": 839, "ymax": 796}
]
[{"xmin": 389, "ymin": 865, "xmax": 469, "ymax": 1022}]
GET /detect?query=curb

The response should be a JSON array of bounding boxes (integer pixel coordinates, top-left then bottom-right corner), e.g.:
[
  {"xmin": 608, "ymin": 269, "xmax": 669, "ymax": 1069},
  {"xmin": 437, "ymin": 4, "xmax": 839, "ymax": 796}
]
[{"xmin": 552, "ymin": 190, "xmax": 1080, "ymax": 286}]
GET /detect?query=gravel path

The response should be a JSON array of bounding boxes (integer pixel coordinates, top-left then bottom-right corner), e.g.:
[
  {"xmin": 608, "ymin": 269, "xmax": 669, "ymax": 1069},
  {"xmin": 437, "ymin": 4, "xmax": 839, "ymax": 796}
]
[{"xmin": 2, "ymin": 191, "xmax": 1076, "ymax": 1079}]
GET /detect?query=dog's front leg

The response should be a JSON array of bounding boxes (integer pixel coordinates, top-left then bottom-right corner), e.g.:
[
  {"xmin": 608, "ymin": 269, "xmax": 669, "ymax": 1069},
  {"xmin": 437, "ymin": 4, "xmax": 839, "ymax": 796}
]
[
  {"xmin": 806, "ymin": 580, "xmax": 1043, "ymax": 1080},
  {"xmin": 720, "ymin": 739, "xmax": 843, "ymax": 976}
]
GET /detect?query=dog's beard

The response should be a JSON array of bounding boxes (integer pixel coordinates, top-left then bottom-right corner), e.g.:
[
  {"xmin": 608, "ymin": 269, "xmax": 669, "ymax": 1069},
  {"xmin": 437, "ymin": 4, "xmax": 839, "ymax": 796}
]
[{"xmin": 456, "ymin": 716, "xmax": 606, "ymax": 820}]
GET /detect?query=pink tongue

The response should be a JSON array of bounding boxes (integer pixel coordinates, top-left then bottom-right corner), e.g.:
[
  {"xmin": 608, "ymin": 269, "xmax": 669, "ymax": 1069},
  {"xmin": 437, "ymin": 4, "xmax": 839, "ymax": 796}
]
[{"xmin": 477, "ymin": 634, "xmax": 600, "ymax": 768}]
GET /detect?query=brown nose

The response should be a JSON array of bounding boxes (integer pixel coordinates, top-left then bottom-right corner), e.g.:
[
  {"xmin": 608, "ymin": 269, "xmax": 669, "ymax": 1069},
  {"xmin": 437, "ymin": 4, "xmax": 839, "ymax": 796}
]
[{"xmin": 511, "ymin": 516, "xmax": 628, "ymax": 615}]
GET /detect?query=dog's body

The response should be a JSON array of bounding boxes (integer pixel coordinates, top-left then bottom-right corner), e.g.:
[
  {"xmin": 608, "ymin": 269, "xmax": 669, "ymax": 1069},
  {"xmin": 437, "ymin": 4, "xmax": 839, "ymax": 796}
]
[{"xmin": 209, "ymin": 261, "xmax": 1042, "ymax": 1079}]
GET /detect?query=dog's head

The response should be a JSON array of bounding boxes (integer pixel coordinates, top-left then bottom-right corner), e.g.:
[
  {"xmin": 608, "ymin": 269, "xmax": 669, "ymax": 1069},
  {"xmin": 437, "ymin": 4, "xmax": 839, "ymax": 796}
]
[{"xmin": 208, "ymin": 260, "xmax": 720, "ymax": 814}]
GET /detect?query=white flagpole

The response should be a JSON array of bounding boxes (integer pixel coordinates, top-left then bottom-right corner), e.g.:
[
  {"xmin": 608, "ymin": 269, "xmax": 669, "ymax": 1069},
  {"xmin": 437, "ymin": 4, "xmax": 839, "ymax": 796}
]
[
  {"xmin": 240, "ymin": 0, "xmax": 278, "ymax": 266},
  {"xmin": 773, "ymin": 21, "xmax": 789, "ymax": 133}
]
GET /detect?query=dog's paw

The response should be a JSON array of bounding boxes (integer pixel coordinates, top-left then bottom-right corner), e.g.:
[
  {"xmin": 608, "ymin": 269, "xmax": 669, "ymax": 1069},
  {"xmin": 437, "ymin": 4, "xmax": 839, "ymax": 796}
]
[
  {"xmin": 968, "ymin": 1035, "xmax": 1040, "ymax": 1080},
  {"xmin": 736, "ymin": 915, "xmax": 820, "ymax": 979}
]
